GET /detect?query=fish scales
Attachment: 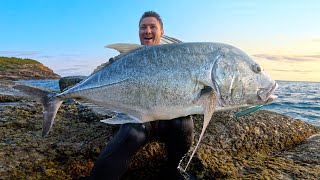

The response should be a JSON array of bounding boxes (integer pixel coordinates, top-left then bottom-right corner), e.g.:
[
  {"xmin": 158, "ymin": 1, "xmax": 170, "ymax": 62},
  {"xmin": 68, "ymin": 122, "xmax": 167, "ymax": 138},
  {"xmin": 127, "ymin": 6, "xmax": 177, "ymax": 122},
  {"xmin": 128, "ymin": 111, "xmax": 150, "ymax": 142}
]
[
  {"xmin": 61, "ymin": 43, "xmax": 221, "ymax": 121},
  {"xmin": 13, "ymin": 42, "xmax": 278, "ymax": 171}
]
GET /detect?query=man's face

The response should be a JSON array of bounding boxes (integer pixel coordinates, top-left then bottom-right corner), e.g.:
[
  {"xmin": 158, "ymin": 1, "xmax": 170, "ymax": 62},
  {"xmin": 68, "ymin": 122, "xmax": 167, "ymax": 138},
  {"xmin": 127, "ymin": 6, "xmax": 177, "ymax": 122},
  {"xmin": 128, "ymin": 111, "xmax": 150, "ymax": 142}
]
[{"xmin": 139, "ymin": 17, "xmax": 164, "ymax": 45}]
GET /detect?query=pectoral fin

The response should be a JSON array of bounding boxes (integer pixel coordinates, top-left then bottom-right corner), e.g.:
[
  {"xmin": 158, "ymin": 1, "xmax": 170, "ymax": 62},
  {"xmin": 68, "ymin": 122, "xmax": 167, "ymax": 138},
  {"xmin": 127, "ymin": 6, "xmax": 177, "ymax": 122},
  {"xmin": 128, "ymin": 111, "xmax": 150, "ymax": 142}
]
[
  {"xmin": 183, "ymin": 86, "xmax": 216, "ymax": 171},
  {"xmin": 100, "ymin": 113, "xmax": 142, "ymax": 124}
]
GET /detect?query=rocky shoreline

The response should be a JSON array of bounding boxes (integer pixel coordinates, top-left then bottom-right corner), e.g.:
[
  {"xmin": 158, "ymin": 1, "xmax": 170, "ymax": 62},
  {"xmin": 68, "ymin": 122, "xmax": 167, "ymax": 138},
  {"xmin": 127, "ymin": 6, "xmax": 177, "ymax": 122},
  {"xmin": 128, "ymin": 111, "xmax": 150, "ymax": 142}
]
[{"xmin": 0, "ymin": 81, "xmax": 319, "ymax": 179}]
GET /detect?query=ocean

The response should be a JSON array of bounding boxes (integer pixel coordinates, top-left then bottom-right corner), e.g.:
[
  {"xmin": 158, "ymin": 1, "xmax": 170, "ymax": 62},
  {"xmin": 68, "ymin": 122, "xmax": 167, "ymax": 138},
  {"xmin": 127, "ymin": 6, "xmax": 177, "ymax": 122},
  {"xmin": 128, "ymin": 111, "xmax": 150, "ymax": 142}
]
[
  {"xmin": 15, "ymin": 79, "xmax": 320, "ymax": 127},
  {"xmin": 15, "ymin": 79, "xmax": 61, "ymax": 92},
  {"xmin": 262, "ymin": 80, "xmax": 320, "ymax": 127}
]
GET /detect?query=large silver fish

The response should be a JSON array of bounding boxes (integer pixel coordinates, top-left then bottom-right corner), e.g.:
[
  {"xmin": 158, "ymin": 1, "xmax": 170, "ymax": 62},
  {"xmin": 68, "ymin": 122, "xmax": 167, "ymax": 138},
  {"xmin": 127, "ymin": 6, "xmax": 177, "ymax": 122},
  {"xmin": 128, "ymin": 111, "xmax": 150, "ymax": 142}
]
[{"xmin": 14, "ymin": 42, "xmax": 278, "ymax": 170}]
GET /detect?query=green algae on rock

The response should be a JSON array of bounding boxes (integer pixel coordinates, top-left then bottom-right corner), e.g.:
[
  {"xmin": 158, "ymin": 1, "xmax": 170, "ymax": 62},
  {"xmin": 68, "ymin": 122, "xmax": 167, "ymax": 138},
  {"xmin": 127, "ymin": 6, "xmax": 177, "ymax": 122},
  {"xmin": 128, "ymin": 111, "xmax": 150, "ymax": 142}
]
[{"xmin": 0, "ymin": 98, "xmax": 319, "ymax": 179}]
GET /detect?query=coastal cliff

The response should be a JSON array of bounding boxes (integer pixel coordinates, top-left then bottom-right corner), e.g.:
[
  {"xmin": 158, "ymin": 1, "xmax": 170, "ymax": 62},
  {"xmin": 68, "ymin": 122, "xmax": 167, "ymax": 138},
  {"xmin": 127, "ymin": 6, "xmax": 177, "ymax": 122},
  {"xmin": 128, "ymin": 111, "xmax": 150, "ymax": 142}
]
[{"xmin": 0, "ymin": 57, "xmax": 61, "ymax": 80}]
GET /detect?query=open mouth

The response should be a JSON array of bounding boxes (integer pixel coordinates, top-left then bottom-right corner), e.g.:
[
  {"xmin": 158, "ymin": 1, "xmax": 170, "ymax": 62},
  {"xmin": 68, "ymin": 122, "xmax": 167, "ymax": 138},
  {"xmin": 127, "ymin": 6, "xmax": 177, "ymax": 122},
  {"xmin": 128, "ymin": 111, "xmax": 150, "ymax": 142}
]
[
  {"xmin": 257, "ymin": 82, "xmax": 278, "ymax": 103},
  {"xmin": 144, "ymin": 37, "xmax": 153, "ymax": 40}
]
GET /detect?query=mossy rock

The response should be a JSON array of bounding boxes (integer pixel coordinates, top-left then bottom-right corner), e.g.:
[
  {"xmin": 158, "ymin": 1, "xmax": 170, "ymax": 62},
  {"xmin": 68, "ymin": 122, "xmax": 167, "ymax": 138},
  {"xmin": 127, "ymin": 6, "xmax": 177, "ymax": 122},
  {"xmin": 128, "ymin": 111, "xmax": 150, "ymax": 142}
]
[{"xmin": 0, "ymin": 101, "xmax": 319, "ymax": 179}]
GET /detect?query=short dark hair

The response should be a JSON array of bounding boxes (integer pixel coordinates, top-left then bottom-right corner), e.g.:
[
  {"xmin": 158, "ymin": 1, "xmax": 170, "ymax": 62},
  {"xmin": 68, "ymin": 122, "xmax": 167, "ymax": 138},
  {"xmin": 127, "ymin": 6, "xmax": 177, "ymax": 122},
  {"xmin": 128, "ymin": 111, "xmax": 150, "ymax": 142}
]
[{"xmin": 139, "ymin": 11, "xmax": 163, "ymax": 30}]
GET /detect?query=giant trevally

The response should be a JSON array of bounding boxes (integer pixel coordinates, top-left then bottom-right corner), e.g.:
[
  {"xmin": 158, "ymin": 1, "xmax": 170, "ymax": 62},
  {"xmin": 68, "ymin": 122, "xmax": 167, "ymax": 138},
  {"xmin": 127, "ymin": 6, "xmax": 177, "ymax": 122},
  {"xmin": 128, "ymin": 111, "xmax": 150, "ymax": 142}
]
[{"xmin": 14, "ymin": 42, "xmax": 278, "ymax": 170}]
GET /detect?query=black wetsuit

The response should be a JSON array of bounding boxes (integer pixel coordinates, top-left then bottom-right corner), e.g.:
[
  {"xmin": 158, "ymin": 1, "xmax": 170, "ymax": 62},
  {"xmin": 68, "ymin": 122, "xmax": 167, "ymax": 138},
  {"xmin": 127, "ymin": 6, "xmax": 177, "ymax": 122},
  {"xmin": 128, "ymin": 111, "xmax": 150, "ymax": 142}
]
[{"xmin": 89, "ymin": 116, "xmax": 194, "ymax": 180}]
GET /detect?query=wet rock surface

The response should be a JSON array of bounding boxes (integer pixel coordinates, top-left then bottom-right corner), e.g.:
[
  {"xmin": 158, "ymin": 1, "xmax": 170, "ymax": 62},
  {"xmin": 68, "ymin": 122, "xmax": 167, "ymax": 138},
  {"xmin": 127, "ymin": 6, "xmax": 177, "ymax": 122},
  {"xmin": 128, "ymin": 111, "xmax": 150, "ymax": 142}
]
[
  {"xmin": 58, "ymin": 76, "xmax": 87, "ymax": 91},
  {"xmin": 0, "ymin": 102, "xmax": 115, "ymax": 179},
  {"xmin": 0, "ymin": 83, "xmax": 319, "ymax": 179},
  {"xmin": 182, "ymin": 112, "xmax": 320, "ymax": 179},
  {"xmin": 280, "ymin": 133, "xmax": 320, "ymax": 165}
]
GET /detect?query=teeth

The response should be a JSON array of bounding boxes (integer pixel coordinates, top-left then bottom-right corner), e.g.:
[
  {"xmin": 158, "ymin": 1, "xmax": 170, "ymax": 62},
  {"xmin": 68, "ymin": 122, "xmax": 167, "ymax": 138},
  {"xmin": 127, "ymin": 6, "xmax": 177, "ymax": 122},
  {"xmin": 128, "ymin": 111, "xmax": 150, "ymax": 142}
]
[{"xmin": 266, "ymin": 95, "xmax": 278, "ymax": 103}]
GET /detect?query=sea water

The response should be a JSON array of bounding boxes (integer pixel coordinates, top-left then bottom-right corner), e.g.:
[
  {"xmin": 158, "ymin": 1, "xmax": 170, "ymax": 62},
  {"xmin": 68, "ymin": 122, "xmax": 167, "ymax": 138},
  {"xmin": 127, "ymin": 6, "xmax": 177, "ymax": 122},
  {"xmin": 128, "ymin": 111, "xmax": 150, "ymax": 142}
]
[
  {"xmin": 15, "ymin": 79, "xmax": 60, "ymax": 91},
  {"xmin": 262, "ymin": 80, "xmax": 320, "ymax": 127}
]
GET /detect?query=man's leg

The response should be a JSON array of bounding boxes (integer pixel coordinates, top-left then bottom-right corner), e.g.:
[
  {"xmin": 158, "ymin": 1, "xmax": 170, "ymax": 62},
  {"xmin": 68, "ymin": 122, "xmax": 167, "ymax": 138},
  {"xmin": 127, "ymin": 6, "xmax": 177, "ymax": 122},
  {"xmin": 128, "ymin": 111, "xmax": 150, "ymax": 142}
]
[
  {"xmin": 158, "ymin": 116, "xmax": 194, "ymax": 177},
  {"xmin": 89, "ymin": 123, "xmax": 151, "ymax": 180}
]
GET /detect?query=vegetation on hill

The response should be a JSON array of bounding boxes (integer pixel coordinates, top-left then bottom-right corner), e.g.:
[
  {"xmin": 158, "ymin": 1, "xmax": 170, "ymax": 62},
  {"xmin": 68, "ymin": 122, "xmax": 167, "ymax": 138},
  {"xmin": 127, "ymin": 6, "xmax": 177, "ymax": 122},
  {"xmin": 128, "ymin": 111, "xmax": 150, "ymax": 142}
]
[
  {"xmin": 0, "ymin": 56, "xmax": 61, "ymax": 80},
  {"xmin": 0, "ymin": 57, "xmax": 40, "ymax": 70}
]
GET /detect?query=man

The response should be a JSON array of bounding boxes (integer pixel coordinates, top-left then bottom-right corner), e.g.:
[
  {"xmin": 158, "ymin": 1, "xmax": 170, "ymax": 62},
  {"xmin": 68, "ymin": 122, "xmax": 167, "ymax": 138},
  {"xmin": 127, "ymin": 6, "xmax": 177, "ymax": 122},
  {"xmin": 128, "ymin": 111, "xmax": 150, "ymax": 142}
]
[{"xmin": 89, "ymin": 11, "xmax": 194, "ymax": 180}]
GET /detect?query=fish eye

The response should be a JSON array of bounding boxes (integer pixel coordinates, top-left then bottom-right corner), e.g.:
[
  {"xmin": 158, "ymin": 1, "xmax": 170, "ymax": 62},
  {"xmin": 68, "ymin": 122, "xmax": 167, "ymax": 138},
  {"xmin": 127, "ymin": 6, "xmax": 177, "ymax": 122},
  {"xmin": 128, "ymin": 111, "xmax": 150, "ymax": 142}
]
[{"xmin": 252, "ymin": 64, "xmax": 262, "ymax": 73}]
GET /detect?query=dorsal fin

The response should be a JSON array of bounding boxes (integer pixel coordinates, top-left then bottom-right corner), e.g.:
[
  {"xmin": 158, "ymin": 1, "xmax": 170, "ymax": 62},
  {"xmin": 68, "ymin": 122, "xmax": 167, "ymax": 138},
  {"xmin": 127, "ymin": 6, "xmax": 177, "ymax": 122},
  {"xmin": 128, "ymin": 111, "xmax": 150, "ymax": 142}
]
[
  {"xmin": 94, "ymin": 35, "xmax": 182, "ymax": 75},
  {"xmin": 160, "ymin": 35, "xmax": 183, "ymax": 44},
  {"xmin": 91, "ymin": 43, "xmax": 143, "ymax": 75},
  {"xmin": 105, "ymin": 43, "xmax": 143, "ymax": 54},
  {"xmin": 104, "ymin": 35, "xmax": 182, "ymax": 54}
]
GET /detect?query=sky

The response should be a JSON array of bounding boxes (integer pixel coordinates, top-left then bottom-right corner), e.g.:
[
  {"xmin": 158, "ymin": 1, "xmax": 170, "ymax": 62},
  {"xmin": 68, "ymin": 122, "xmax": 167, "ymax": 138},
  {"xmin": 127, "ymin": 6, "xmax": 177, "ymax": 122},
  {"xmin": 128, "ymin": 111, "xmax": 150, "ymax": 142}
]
[{"xmin": 1, "ymin": 0, "xmax": 320, "ymax": 82}]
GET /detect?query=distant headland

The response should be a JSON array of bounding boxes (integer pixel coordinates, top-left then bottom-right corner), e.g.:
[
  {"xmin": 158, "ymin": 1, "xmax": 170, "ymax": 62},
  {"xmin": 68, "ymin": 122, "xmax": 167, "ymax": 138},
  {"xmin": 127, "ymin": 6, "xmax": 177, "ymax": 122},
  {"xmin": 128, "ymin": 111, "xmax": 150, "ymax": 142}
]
[{"xmin": 0, "ymin": 56, "xmax": 61, "ymax": 80}]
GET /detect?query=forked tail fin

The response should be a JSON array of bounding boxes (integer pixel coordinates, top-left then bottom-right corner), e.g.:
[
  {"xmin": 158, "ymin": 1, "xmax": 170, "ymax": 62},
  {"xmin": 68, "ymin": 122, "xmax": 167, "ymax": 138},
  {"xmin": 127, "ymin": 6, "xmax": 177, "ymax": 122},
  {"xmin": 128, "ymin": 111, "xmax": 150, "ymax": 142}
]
[{"xmin": 13, "ymin": 84, "xmax": 63, "ymax": 137}]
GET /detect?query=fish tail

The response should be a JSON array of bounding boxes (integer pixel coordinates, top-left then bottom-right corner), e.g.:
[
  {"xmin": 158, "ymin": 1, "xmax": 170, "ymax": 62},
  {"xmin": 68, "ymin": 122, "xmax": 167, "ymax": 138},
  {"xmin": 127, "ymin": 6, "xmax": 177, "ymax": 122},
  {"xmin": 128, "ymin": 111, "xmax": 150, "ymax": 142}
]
[{"xmin": 13, "ymin": 84, "xmax": 63, "ymax": 137}]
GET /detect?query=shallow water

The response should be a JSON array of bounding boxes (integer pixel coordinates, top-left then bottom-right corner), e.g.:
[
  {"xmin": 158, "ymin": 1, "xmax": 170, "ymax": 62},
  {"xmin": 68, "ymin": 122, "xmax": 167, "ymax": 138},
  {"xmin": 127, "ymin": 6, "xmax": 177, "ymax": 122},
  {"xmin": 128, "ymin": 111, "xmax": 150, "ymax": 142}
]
[
  {"xmin": 263, "ymin": 80, "xmax": 320, "ymax": 127},
  {"xmin": 15, "ymin": 79, "xmax": 60, "ymax": 91}
]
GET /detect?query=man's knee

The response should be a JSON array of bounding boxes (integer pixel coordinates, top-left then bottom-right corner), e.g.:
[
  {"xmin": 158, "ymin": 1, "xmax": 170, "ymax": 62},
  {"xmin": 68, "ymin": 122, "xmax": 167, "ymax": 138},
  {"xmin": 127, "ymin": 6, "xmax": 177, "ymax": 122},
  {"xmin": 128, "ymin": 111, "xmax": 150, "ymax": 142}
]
[
  {"xmin": 158, "ymin": 116, "xmax": 194, "ymax": 168},
  {"xmin": 121, "ymin": 123, "xmax": 151, "ymax": 146},
  {"xmin": 166, "ymin": 116, "xmax": 194, "ymax": 135},
  {"xmin": 158, "ymin": 116, "xmax": 194, "ymax": 146}
]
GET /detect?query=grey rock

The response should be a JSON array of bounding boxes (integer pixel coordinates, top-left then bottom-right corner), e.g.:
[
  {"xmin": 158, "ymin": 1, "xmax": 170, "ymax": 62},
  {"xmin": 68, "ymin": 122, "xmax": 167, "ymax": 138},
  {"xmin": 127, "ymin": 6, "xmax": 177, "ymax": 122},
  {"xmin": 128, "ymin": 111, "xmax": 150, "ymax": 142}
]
[
  {"xmin": 281, "ymin": 133, "xmax": 320, "ymax": 165},
  {"xmin": 58, "ymin": 76, "xmax": 86, "ymax": 91}
]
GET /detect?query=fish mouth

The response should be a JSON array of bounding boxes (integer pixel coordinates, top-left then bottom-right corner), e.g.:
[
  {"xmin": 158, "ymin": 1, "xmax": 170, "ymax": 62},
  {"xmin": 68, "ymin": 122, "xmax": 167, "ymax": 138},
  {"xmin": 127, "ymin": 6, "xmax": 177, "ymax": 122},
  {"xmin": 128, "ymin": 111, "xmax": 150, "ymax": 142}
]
[{"xmin": 257, "ymin": 82, "xmax": 278, "ymax": 103}]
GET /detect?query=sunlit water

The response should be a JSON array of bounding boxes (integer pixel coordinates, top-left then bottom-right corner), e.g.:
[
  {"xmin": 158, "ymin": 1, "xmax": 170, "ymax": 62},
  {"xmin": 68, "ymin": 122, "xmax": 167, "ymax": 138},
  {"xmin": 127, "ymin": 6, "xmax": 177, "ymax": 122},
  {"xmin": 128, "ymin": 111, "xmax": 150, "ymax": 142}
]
[
  {"xmin": 262, "ymin": 80, "xmax": 320, "ymax": 127},
  {"xmin": 15, "ymin": 79, "xmax": 320, "ymax": 127},
  {"xmin": 15, "ymin": 79, "xmax": 60, "ymax": 91}
]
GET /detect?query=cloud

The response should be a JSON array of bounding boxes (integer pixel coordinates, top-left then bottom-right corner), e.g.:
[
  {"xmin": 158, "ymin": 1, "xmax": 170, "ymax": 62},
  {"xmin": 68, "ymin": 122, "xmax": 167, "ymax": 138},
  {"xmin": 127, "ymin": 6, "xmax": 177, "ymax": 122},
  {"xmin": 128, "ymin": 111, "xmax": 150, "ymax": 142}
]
[
  {"xmin": 55, "ymin": 67, "xmax": 93, "ymax": 77},
  {"xmin": 252, "ymin": 54, "xmax": 320, "ymax": 62},
  {"xmin": 73, "ymin": 64, "xmax": 92, "ymax": 68},
  {"xmin": 56, "ymin": 68, "xmax": 81, "ymax": 72},
  {"xmin": 55, "ymin": 64, "xmax": 95, "ymax": 76},
  {"xmin": 0, "ymin": 50, "xmax": 88, "ymax": 60},
  {"xmin": 37, "ymin": 55, "xmax": 55, "ymax": 58},
  {"xmin": 312, "ymin": 38, "xmax": 320, "ymax": 42},
  {"xmin": 0, "ymin": 50, "xmax": 41, "ymax": 57},
  {"xmin": 59, "ymin": 52, "xmax": 87, "ymax": 57}
]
